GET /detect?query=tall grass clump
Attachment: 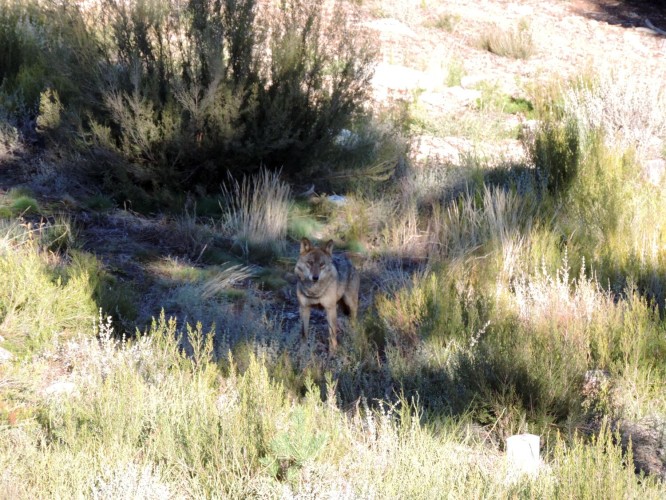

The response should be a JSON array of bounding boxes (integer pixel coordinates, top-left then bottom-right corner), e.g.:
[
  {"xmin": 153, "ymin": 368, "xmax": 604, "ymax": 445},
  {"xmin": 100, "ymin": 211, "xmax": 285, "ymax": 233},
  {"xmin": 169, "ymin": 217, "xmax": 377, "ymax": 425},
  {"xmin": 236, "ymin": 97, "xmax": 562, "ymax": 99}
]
[
  {"xmin": 479, "ymin": 20, "xmax": 534, "ymax": 60},
  {"xmin": 556, "ymin": 74, "xmax": 666, "ymax": 306},
  {"xmin": 4, "ymin": 317, "xmax": 347, "ymax": 497},
  {"xmin": 373, "ymin": 253, "xmax": 666, "ymax": 433},
  {"xmin": 221, "ymin": 168, "xmax": 292, "ymax": 259},
  {"xmin": 4, "ymin": 313, "xmax": 663, "ymax": 497},
  {"xmin": 532, "ymin": 109, "xmax": 666, "ymax": 303},
  {"xmin": 431, "ymin": 185, "xmax": 535, "ymax": 282}
]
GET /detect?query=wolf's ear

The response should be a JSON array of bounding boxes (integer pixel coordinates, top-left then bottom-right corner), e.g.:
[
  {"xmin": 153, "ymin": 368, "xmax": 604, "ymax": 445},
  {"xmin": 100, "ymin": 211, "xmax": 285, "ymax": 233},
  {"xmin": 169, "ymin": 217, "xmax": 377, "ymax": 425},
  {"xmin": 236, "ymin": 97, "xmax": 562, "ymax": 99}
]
[
  {"xmin": 300, "ymin": 238, "xmax": 312, "ymax": 255},
  {"xmin": 323, "ymin": 239, "xmax": 334, "ymax": 255}
]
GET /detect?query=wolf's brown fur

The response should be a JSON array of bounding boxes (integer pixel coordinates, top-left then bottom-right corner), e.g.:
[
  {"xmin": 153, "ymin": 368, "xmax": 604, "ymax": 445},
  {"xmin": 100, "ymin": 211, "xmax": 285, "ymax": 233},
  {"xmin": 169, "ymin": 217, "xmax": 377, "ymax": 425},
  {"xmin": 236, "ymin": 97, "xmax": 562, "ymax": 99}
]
[{"xmin": 295, "ymin": 238, "xmax": 359, "ymax": 352}]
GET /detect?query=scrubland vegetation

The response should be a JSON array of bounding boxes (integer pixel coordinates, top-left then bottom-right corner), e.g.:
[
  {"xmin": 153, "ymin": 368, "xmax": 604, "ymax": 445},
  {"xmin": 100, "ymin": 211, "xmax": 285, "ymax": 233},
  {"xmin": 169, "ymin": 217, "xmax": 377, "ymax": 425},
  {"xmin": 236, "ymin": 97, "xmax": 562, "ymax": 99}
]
[{"xmin": 1, "ymin": 0, "xmax": 666, "ymax": 497}]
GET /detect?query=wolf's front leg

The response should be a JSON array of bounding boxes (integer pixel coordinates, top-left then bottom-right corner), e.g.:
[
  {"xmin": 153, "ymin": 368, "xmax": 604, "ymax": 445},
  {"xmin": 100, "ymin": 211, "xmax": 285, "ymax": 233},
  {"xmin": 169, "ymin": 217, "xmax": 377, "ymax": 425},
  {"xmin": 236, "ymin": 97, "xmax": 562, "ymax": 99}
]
[
  {"xmin": 325, "ymin": 305, "xmax": 338, "ymax": 352},
  {"xmin": 300, "ymin": 305, "xmax": 311, "ymax": 339}
]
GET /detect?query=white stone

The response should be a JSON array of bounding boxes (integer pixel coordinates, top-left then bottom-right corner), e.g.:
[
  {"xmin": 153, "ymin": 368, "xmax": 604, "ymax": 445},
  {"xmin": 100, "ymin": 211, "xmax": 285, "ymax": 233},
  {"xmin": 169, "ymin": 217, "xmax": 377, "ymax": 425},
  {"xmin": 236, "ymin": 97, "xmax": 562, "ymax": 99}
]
[
  {"xmin": 363, "ymin": 18, "xmax": 418, "ymax": 39},
  {"xmin": 506, "ymin": 433, "xmax": 541, "ymax": 478},
  {"xmin": 372, "ymin": 63, "xmax": 427, "ymax": 92},
  {"xmin": 44, "ymin": 381, "xmax": 77, "ymax": 397},
  {"xmin": 0, "ymin": 347, "xmax": 13, "ymax": 363},
  {"xmin": 328, "ymin": 195, "xmax": 348, "ymax": 206},
  {"xmin": 643, "ymin": 159, "xmax": 666, "ymax": 186}
]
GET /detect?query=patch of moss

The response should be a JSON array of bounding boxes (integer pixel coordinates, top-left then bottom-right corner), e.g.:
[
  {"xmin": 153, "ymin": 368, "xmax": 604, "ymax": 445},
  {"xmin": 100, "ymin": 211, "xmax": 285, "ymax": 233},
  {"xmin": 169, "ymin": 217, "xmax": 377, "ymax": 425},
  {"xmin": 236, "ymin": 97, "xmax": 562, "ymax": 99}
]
[
  {"xmin": 85, "ymin": 194, "xmax": 115, "ymax": 212},
  {"xmin": 256, "ymin": 269, "xmax": 289, "ymax": 290},
  {"xmin": 11, "ymin": 196, "xmax": 39, "ymax": 215}
]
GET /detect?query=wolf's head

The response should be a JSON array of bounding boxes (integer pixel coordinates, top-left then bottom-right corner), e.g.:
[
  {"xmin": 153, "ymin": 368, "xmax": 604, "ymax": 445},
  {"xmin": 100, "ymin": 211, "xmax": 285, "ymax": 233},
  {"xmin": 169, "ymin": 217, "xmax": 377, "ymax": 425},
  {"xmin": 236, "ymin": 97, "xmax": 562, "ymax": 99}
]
[{"xmin": 296, "ymin": 238, "xmax": 335, "ymax": 283}]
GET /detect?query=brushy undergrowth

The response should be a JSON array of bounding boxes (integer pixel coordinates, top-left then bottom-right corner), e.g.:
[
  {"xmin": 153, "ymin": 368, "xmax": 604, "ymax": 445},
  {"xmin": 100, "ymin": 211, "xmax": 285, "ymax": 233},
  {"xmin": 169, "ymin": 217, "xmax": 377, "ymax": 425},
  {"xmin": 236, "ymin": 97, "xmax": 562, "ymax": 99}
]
[
  {"xmin": 1, "ymin": 315, "xmax": 663, "ymax": 498},
  {"xmin": 2, "ymin": 2, "xmax": 666, "ymax": 495},
  {"xmin": 0, "ymin": 222, "xmax": 96, "ymax": 354}
]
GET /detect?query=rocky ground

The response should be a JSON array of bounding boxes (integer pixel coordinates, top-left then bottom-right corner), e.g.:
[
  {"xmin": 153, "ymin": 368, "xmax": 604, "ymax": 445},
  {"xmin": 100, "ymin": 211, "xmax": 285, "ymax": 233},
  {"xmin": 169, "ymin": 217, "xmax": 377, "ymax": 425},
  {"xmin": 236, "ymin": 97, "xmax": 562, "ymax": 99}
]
[{"xmin": 362, "ymin": 0, "xmax": 666, "ymax": 163}]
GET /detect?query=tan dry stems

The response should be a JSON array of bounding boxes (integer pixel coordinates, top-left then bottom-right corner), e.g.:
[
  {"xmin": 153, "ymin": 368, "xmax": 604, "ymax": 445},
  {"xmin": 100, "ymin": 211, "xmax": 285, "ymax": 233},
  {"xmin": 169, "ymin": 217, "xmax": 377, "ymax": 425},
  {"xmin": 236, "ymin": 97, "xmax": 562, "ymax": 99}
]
[
  {"xmin": 479, "ymin": 20, "xmax": 535, "ymax": 60},
  {"xmin": 433, "ymin": 185, "xmax": 533, "ymax": 281},
  {"xmin": 171, "ymin": 202, "xmax": 214, "ymax": 261},
  {"xmin": 221, "ymin": 168, "xmax": 291, "ymax": 257},
  {"xmin": 507, "ymin": 254, "xmax": 618, "ymax": 364},
  {"xmin": 0, "ymin": 120, "xmax": 20, "ymax": 156},
  {"xmin": 199, "ymin": 264, "xmax": 257, "ymax": 299}
]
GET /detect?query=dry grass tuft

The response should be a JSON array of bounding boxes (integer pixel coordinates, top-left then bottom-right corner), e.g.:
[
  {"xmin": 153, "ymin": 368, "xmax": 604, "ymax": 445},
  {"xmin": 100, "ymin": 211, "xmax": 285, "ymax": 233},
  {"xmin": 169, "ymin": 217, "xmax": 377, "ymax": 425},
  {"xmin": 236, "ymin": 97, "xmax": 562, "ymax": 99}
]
[
  {"xmin": 479, "ymin": 20, "xmax": 535, "ymax": 60},
  {"xmin": 221, "ymin": 168, "xmax": 291, "ymax": 258}
]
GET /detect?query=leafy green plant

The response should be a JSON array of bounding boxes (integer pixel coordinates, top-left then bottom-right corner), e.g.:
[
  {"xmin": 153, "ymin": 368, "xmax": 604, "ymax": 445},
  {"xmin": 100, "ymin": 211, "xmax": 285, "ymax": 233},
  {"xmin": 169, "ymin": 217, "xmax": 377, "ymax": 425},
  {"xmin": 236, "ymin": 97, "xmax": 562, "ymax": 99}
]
[{"xmin": 261, "ymin": 406, "xmax": 328, "ymax": 482}]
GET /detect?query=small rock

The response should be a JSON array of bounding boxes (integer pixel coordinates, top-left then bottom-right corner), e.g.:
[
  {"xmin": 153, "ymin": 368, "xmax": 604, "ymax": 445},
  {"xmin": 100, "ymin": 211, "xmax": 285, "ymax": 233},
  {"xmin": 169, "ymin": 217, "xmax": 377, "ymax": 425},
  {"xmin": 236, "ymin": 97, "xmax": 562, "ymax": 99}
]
[
  {"xmin": 372, "ymin": 63, "xmax": 427, "ymax": 93},
  {"xmin": 506, "ymin": 433, "xmax": 542, "ymax": 480},
  {"xmin": 643, "ymin": 159, "xmax": 666, "ymax": 186},
  {"xmin": 328, "ymin": 195, "xmax": 348, "ymax": 206},
  {"xmin": 0, "ymin": 347, "xmax": 13, "ymax": 363},
  {"xmin": 44, "ymin": 381, "xmax": 77, "ymax": 397}
]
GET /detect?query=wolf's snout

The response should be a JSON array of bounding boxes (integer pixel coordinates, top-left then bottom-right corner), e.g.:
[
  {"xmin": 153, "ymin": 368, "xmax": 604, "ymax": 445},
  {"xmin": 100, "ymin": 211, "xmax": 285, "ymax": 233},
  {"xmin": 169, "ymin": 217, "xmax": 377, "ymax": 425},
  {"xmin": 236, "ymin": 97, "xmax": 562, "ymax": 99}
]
[{"xmin": 312, "ymin": 274, "xmax": 319, "ymax": 282}]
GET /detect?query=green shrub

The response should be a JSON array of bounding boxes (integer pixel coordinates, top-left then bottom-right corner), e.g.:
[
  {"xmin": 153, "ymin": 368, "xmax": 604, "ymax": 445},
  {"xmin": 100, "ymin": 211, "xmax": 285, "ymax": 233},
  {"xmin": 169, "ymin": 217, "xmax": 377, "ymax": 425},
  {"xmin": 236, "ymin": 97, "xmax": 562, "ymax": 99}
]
[
  {"xmin": 530, "ymin": 118, "xmax": 580, "ymax": 196},
  {"xmin": 36, "ymin": 88, "xmax": 62, "ymax": 131},
  {"xmin": 0, "ymin": 1, "xmax": 47, "ymax": 109},
  {"xmin": 0, "ymin": 223, "xmax": 96, "ymax": 353},
  {"xmin": 9, "ymin": 195, "xmax": 39, "ymax": 215},
  {"xmin": 61, "ymin": 0, "xmax": 375, "ymax": 188}
]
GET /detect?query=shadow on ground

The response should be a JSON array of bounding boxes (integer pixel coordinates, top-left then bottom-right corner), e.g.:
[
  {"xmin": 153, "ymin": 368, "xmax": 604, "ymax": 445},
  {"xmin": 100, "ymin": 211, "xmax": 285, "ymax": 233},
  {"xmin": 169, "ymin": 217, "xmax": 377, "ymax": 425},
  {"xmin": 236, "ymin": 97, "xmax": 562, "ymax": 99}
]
[{"xmin": 574, "ymin": 0, "xmax": 666, "ymax": 30}]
